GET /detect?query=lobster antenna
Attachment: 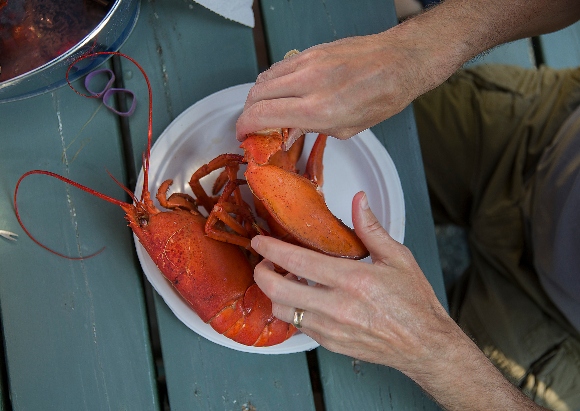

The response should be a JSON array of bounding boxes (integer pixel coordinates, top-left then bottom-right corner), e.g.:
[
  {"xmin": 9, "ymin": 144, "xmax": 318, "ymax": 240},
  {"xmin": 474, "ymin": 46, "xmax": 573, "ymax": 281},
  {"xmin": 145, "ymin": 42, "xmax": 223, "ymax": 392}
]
[
  {"xmin": 14, "ymin": 52, "xmax": 154, "ymax": 259},
  {"xmin": 106, "ymin": 170, "xmax": 139, "ymax": 203},
  {"xmin": 66, "ymin": 51, "xmax": 154, "ymax": 201},
  {"xmin": 13, "ymin": 170, "xmax": 127, "ymax": 260}
]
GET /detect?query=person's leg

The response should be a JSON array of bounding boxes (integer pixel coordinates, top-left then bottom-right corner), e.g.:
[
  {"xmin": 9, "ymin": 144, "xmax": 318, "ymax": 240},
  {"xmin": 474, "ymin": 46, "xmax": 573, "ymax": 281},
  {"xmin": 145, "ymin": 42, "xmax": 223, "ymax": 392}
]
[
  {"xmin": 413, "ymin": 64, "xmax": 580, "ymax": 410},
  {"xmin": 414, "ymin": 64, "xmax": 580, "ymax": 228}
]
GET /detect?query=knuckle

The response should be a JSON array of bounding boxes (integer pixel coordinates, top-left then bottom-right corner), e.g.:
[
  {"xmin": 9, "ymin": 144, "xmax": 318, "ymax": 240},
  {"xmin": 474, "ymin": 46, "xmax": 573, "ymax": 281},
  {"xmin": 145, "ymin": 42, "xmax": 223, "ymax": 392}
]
[
  {"xmin": 315, "ymin": 98, "xmax": 335, "ymax": 120},
  {"xmin": 387, "ymin": 242, "xmax": 419, "ymax": 272},
  {"xmin": 260, "ymin": 275, "xmax": 283, "ymax": 300},
  {"xmin": 365, "ymin": 217, "xmax": 386, "ymax": 236},
  {"xmin": 307, "ymin": 46, "xmax": 333, "ymax": 63},
  {"xmin": 246, "ymin": 100, "xmax": 273, "ymax": 127},
  {"xmin": 282, "ymin": 247, "xmax": 309, "ymax": 275},
  {"xmin": 339, "ymin": 266, "xmax": 374, "ymax": 295},
  {"xmin": 245, "ymin": 84, "xmax": 262, "ymax": 105},
  {"xmin": 397, "ymin": 244, "xmax": 415, "ymax": 265},
  {"xmin": 254, "ymin": 265, "xmax": 281, "ymax": 297},
  {"xmin": 304, "ymin": 95, "xmax": 333, "ymax": 126},
  {"xmin": 298, "ymin": 47, "xmax": 321, "ymax": 64},
  {"xmin": 255, "ymin": 71, "xmax": 267, "ymax": 83},
  {"xmin": 271, "ymin": 302, "xmax": 286, "ymax": 320}
]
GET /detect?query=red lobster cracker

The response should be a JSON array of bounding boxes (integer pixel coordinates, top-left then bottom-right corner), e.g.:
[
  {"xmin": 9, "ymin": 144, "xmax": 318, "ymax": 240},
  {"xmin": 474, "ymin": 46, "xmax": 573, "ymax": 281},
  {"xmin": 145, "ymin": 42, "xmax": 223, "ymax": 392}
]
[{"xmin": 14, "ymin": 52, "xmax": 367, "ymax": 348}]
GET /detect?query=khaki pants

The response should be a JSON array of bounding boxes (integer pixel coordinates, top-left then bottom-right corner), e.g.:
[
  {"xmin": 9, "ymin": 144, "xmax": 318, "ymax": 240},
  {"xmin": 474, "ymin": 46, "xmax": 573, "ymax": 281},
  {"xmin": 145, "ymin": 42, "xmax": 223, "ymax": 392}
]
[{"xmin": 414, "ymin": 65, "xmax": 580, "ymax": 411}]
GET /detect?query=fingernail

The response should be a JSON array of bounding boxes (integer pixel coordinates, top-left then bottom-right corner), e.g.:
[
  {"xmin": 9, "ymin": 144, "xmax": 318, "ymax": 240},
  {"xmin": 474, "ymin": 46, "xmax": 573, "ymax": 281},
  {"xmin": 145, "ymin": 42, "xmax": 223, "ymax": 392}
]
[
  {"xmin": 284, "ymin": 129, "xmax": 302, "ymax": 151},
  {"xmin": 283, "ymin": 138, "xmax": 294, "ymax": 151},
  {"xmin": 251, "ymin": 235, "xmax": 261, "ymax": 249},
  {"xmin": 360, "ymin": 192, "xmax": 369, "ymax": 210}
]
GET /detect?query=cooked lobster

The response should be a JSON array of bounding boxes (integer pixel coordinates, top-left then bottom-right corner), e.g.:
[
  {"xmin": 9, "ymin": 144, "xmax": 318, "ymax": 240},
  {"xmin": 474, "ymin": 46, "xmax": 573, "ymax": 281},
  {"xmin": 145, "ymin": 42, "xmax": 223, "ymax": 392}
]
[
  {"xmin": 14, "ymin": 52, "xmax": 367, "ymax": 347},
  {"xmin": 189, "ymin": 129, "xmax": 369, "ymax": 260}
]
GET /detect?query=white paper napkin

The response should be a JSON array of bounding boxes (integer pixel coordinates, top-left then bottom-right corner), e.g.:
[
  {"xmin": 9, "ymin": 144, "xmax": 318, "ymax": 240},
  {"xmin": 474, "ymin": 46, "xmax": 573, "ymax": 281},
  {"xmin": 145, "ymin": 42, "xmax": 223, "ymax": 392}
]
[{"xmin": 194, "ymin": 0, "xmax": 255, "ymax": 28}]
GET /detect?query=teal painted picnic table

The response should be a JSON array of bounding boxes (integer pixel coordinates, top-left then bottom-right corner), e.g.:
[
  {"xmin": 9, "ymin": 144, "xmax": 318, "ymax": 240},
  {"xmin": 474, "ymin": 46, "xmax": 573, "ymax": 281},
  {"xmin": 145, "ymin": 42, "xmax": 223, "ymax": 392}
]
[{"xmin": 0, "ymin": 1, "xmax": 446, "ymax": 410}]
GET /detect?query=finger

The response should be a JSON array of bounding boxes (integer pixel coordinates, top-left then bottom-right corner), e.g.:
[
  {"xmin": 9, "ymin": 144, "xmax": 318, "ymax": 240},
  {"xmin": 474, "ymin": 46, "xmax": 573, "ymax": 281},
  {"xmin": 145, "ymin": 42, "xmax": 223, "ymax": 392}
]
[
  {"xmin": 272, "ymin": 299, "xmax": 350, "ymax": 350},
  {"xmin": 251, "ymin": 235, "xmax": 356, "ymax": 286},
  {"xmin": 352, "ymin": 191, "xmax": 409, "ymax": 265},
  {"xmin": 243, "ymin": 72, "xmax": 304, "ymax": 112},
  {"xmin": 272, "ymin": 301, "xmax": 323, "ymax": 332},
  {"xmin": 254, "ymin": 257, "xmax": 324, "ymax": 307},
  {"xmin": 283, "ymin": 128, "xmax": 311, "ymax": 151},
  {"xmin": 236, "ymin": 96, "xmax": 309, "ymax": 141},
  {"xmin": 261, "ymin": 272, "xmax": 306, "ymax": 322},
  {"xmin": 254, "ymin": 259, "xmax": 338, "ymax": 328},
  {"xmin": 284, "ymin": 272, "xmax": 308, "ymax": 285},
  {"xmin": 254, "ymin": 49, "xmax": 303, "ymax": 83},
  {"xmin": 266, "ymin": 282, "xmax": 334, "ymax": 335}
]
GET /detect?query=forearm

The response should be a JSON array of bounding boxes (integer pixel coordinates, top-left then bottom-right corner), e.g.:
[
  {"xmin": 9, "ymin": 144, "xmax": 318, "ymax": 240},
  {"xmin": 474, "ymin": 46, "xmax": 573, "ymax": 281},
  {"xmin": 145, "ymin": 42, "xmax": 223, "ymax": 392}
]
[
  {"xmin": 235, "ymin": 0, "xmax": 579, "ymax": 140},
  {"xmin": 382, "ymin": 0, "xmax": 580, "ymax": 97},
  {"xmin": 402, "ymin": 319, "xmax": 548, "ymax": 411}
]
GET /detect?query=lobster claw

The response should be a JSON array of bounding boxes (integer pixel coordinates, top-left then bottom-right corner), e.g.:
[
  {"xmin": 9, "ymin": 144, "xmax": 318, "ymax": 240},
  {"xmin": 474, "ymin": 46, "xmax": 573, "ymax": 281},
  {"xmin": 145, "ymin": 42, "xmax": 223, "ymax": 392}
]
[{"xmin": 241, "ymin": 131, "xmax": 369, "ymax": 260}]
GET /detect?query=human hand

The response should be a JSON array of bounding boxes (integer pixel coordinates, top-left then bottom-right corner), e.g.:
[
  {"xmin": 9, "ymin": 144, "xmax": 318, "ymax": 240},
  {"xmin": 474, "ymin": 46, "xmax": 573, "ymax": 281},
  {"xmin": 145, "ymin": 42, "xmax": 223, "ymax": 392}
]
[
  {"xmin": 252, "ymin": 191, "xmax": 455, "ymax": 374},
  {"xmin": 236, "ymin": 28, "xmax": 440, "ymax": 148},
  {"xmin": 253, "ymin": 192, "xmax": 550, "ymax": 410}
]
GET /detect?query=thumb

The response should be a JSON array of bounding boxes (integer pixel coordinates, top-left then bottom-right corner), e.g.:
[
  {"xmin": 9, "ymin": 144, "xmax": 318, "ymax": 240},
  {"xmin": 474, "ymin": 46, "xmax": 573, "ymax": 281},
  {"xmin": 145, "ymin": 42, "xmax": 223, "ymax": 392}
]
[{"xmin": 352, "ymin": 191, "xmax": 399, "ymax": 262}]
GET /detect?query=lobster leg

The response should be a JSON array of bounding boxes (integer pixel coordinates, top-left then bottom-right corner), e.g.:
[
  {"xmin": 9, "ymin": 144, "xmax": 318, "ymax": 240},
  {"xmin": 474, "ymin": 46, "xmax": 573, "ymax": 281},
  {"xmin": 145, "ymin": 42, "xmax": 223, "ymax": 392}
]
[
  {"xmin": 303, "ymin": 134, "xmax": 328, "ymax": 187},
  {"xmin": 156, "ymin": 179, "xmax": 199, "ymax": 212},
  {"xmin": 205, "ymin": 202, "xmax": 256, "ymax": 249},
  {"xmin": 203, "ymin": 177, "xmax": 261, "ymax": 249},
  {"xmin": 189, "ymin": 153, "xmax": 244, "ymax": 214}
]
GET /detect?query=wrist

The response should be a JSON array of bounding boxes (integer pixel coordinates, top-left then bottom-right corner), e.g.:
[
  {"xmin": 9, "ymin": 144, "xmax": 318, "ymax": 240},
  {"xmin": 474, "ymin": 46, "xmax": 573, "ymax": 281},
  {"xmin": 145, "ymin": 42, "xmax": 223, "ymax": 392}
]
[
  {"xmin": 396, "ymin": 1, "xmax": 495, "ymax": 74},
  {"xmin": 401, "ymin": 317, "xmax": 547, "ymax": 411},
  {"xmin": 374, "ymin": 5, "xmax": 480, "ymax": 101}
]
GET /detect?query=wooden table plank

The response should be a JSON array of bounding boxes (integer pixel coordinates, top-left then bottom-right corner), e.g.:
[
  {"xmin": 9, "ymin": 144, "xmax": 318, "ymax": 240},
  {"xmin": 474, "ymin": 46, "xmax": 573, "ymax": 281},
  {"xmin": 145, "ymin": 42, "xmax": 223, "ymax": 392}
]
[
  {"xmin": 539, "ymin": 22, "xmax": 580, "ymax": 68},
  {"xmin": 118, "ymin": 2, "xmax": 316, "ymax": 409},
  {"xmin": 465, "ymin": 39, "xmax": 534, "ymax": 68},
  {"xmin": 0, "ymin": 70, "xmax": 158, "ymax": 409},
  {"xmin": 120, "ymin": 1, "xmax": 262, "ymax": 143},
  {"xmin": 0, "ymin": 0, "xmax": 444, "ymax": 410},
  {"xmin": 260, "ymin": 0, "xmax": 445, "ymax": 409},
  {"xmin": 155, "ymin": 297, "xmax": 316, "ymax": 411},
  {"xmin": 261, "ymin": 0, "xmax": 398, "ymax": 59}
]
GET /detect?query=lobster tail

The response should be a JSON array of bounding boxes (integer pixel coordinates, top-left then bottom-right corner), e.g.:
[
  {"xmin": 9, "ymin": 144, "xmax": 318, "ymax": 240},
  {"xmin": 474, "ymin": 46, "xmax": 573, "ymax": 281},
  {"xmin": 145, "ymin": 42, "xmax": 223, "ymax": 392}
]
[{"xmin": 211, "ymin": 284, "xmax": 295, "ymax": 346}]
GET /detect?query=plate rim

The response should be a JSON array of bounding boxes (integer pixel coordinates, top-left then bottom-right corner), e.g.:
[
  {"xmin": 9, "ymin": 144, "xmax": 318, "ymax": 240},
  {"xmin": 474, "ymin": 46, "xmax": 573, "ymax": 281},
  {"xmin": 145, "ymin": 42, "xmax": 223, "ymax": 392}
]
[{"xmin": 133, "ymin": 83, "xmax": 405, "ymax": 354}]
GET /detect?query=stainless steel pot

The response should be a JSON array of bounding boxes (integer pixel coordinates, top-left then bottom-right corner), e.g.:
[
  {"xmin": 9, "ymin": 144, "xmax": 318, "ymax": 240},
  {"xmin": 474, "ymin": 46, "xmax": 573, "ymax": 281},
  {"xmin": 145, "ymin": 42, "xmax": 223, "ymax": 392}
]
[{"xmin": 0, "ymin": 0, "xmax": 140, "ymax": 103}]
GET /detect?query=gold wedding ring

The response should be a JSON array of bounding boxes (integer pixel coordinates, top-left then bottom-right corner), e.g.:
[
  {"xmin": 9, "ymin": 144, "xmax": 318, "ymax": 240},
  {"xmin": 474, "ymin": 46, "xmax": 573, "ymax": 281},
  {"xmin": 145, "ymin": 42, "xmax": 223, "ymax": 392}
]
[{"xmin": 293, "ymin": 308, "xmax": 305, "ymax": 328}]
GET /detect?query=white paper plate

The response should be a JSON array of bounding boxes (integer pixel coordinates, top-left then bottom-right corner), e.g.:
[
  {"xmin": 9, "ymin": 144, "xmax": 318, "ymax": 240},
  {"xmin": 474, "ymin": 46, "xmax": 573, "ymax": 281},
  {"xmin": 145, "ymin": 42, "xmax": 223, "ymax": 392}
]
[{"xmin": 134, "ymin": 83, "xmax": 405, "ymax": 354}]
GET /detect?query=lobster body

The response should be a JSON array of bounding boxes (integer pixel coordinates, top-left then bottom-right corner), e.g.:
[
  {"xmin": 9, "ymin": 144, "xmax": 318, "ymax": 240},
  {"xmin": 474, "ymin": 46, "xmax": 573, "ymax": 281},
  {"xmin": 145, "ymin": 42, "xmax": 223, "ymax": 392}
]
[{"xmin": 124, "ymin": 202, "xmax": 295, "ymax": 346}]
